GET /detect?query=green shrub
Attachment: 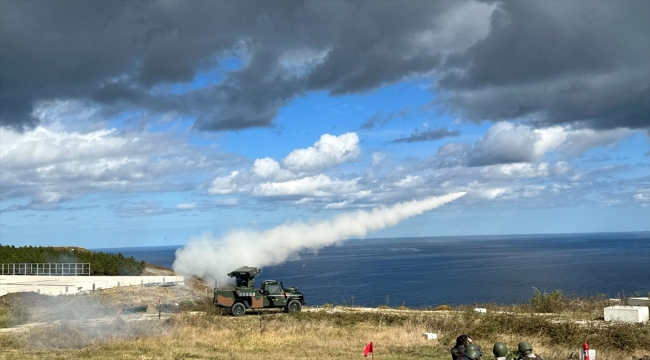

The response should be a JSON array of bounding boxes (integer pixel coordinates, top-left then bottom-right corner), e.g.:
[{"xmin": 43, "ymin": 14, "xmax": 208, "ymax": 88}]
[
  {"xmin": 530, "ymin": 288, "xmax": 563, "ymax": 313},
  {"xmin": 0, "ymin": 245, "xmax": 145, "ymax": 276}
]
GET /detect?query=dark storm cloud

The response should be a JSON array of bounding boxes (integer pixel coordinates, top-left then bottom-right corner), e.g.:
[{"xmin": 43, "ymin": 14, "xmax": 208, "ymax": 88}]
[
  {"xmin": 1, "ymin": 1, "xmax": 648, "ymax": 131},
  {"xmin": 0, "ymin": 0, "xmax": 469, "ymax": 130},
  {"xmin": 439, "ymin": 1, "xmax": 650, "ymax": 130},
  {"xmin": 392, "ymin": 127, "xmax": 460, "ymax": 143}
]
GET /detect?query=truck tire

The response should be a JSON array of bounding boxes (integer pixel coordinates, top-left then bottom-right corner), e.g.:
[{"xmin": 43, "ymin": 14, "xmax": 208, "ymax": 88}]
[
  {"xmin": 286, "ymin": 300, "xmax": 302, "ymax": 313},
  {"xmin": 231, "ymin": 302, "xmax": 246, "ymax": 317}
]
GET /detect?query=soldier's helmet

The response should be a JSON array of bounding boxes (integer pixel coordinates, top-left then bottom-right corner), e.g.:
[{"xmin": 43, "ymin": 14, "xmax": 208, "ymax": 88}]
[
  {"xmin": 492, "ymin": 342, "xmax": 508, "ymax": 357},
  {"xmin": 466, "ymin": 343, "xmax": 480, "ymax": 353},
  {"xmin": 518, "ymin": 341, "xmax": 533, "ymax": 354},
  {"xmin": 465, "ymin": 347, "xmax": 482, "ymax": 360}
]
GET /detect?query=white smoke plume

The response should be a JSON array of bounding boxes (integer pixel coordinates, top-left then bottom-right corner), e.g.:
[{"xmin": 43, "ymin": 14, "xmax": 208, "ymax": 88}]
[{"xmin": 172, "ymin": 192, "xmax": 466, "ymax": 283}]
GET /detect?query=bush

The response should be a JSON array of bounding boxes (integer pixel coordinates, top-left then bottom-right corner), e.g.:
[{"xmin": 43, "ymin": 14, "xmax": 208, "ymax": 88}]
[
  {"xmin": 530, "ymin": 288, "xmax": 563, "ymax": 313},
  {"xmin": 0, "ymin": 306, "xmax": 31, "ymax": 328},
  {"xmin": 434, "ymin": 304, "xmax": 451, "ymax": 311}
]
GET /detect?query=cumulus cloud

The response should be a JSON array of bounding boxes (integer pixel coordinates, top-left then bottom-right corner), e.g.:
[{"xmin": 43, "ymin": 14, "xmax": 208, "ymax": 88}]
[
  {"xmin": 467, "ymin": 122, "xmax": 635, "ymax": 166},
  {"xmin": 179, "ymin": 123, "xmax": 646, "ymax": 212},
  {"xmin": 0, "ymin": 124, "xmax": 234, "ymax": 207},
  {"xmin": 209, "ymin": 133, "xmax": 361, "ymax": 199},
  {"xmin": 282, "ymin": 133, "xmax": 360, "ymax": 172}
]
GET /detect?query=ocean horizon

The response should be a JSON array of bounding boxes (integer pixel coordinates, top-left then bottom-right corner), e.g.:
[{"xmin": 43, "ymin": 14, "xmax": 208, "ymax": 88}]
[{"xmin": 94, "ymin": 231, "xmax": 650, "ymax": 307}]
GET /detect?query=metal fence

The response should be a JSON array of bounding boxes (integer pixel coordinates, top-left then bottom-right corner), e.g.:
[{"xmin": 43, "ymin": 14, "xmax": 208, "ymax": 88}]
[{"xmin": 0, "ymin": 263, "xmax": 91, "ymax": 276}]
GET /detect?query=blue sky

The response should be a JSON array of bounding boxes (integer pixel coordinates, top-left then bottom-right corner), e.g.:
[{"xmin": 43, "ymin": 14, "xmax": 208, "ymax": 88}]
[{"xmin": 0, "ymin": 1, "xmax": 648, "ymax": 248}]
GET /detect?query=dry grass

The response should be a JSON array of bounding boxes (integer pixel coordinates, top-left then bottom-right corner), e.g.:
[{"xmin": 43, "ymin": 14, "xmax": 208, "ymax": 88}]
[{"xmin": 1, "ymin": 286, "xmax": 649, "ymax": 360}]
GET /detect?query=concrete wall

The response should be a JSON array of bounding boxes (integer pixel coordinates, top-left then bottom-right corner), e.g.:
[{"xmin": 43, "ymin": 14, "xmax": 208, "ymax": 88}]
[
  {"xmin": 0, "ymin": 275, "xmax": 184, "ymax": 297},
  {"xmin": 604, "ymin": 306, "xmax": 649, "ymax": 323}
]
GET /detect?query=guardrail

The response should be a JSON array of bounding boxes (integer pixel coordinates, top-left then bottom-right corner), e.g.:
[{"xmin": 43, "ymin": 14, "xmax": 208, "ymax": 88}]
[{"xmin": 0, "ymin": 263, "xmax": 91, "ymax": 276}]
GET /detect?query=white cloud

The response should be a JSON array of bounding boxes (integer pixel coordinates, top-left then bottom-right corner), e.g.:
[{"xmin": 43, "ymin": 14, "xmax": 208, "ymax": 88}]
[
  {"xmin": 282, "ymin": 133, "xmax": 360, "ymax": 172},
  {"xmin": 481, "ymin": 162, "xmax": 550, "ymax": 178},
  {"xmin": 176, "ymin": 203, "xmax": 197, "ymax": 210},
  {"xmin": 0, "ymin": 124, "xmax": 232, "ymax": 206},
  {"xmin": 253, "ymin": 174, "xmax": 358, "ymax": 197},
  {"xmin": 206, "ymin": 132, "xmax": 364, "ymax": 204},
  {"xmin": 252, "ymin": 158, "xmax": 281, "ymax": 178},
  {"xmin": 209, "ymin": 171, "xmax": 242, "ymax": 195},
  {"xmin": 394, "ymin": 175, "xmax": 423, "ymax": 188},
  {"xmin": 466, "ymin": 181, "xmax": 507, "ymax": 200},
  {"xmin": 634, "ymin": 189, "xmax": 650, "ymax": 206},
  {"xmin": 467, "ymin": 122, "xmax": 635, "ymax": 166}
]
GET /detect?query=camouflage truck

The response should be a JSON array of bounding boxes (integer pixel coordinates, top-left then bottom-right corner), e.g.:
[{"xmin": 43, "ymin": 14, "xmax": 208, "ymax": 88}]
[{"xmin": 213, "ymin": 266, "xmax": 305, "ymax": 316}]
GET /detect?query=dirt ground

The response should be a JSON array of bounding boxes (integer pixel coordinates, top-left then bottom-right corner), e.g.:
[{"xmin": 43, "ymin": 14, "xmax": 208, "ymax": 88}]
[{"xmin": 0, "ymin": 269, "xmax": 211, "ymax": 334}]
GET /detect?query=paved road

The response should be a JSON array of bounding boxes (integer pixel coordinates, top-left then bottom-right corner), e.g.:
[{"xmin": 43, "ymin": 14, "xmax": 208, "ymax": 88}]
[{"xmin": 0, "ymin": 275, "xmax": 184, "ymax": 296}]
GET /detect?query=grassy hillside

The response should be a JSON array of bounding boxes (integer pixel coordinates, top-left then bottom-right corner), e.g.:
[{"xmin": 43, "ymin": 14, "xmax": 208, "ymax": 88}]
[
  {"xmin": 0, "ymin": 245, "xmax": 145, "ymax": 276},
  {"xmin": 1, "ymin": 286, "xmax": 649, "ymax": 359}
]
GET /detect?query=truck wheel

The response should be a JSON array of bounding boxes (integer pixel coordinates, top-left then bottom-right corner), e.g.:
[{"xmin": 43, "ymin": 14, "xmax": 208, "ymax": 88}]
[
  {"xmin": 287, "ymin": 300, "xmax": 302, "ymax": 313},
  {"xmin": 231, "ymin": 302, "xmax": 246, "ymax": 317}
]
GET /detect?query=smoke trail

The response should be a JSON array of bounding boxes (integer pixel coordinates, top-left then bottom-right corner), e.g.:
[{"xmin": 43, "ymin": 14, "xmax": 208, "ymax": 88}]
[{"xmin": 173, "ymin": 192, "xmax": 466, "ymax": 283}]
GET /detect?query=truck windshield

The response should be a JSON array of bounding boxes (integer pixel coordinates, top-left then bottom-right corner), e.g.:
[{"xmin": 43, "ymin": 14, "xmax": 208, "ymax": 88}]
[{"xmin": 266, "ymin": 283, "xmax": 281, "ymax": 294}]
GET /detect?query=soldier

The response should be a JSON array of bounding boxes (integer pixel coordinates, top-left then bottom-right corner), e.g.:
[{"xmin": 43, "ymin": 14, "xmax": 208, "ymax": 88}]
[
  {"xmin": 452, "ymin": 335, "xmax": 483, "ymax": 360},
  {"xmin": 517, "ymin": 341, "xmax": 545, "ymax": 360},
  {"xmin": 451, "ymin": 334, "xmax": 470, "ymax": 360},
  {"xmin": 466, "ymin": 343, "xmax": 483, "ymax": 357},
  {"xmin": 463, "ymin": 347, "xmax": 482, "ymax": 360},
  {"xmin": 492, "ymin": 342, "xmax": 508, "ymax": 360}
]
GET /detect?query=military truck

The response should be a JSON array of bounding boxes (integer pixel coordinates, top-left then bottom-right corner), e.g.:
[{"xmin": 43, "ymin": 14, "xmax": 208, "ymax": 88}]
[{"xmin": 213, "ymin": 266, "xmax": 305, "ymax": 316}]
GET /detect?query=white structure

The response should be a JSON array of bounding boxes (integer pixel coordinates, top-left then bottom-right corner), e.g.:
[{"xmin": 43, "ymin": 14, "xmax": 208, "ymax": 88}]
[
  {"xmin": 603, "ymin": 306, "xmax": 649, "ymax": 323},
  {"xmin": 627, "ymin": 297, "xmax": 649, "ymax": 307},
  {"xmin": 473, "ymin": 307, "xmax": 487, "ymax": 313},
  {"xmin": 0, "ymin": 275, "xmax": 184, "ymax": 297},
  {"xmin": 422, "ymin": 332, "xmax": 438, "ymax": 340}
]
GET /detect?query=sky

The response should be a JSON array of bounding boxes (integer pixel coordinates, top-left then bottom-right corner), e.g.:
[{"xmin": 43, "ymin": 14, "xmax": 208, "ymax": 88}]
[{"xmin": 0, "ymin": 0, "xmax": 648, "ymax": 248}]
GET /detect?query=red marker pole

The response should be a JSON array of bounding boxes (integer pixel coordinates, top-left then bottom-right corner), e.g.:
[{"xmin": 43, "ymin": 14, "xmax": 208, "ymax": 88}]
[{"xmin": 583, "ymin": 342, "xmax": 590, "ymax": 360}]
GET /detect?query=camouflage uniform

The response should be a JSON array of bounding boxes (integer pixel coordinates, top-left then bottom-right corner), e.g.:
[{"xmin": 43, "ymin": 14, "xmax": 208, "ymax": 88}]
[
  {"xmin": 518, "ymin": 354, "xmax": 545, "ymax": 360},
  {"xmin": 450, "ymin": 345, "xmax": 466, "ymax": 360}
]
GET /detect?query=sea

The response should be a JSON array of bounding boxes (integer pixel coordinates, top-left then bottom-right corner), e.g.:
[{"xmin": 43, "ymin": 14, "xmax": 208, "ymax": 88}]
[{"xmin": 94, "ymin": 232, "xmax": 650, "ymax": 308}]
